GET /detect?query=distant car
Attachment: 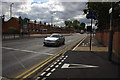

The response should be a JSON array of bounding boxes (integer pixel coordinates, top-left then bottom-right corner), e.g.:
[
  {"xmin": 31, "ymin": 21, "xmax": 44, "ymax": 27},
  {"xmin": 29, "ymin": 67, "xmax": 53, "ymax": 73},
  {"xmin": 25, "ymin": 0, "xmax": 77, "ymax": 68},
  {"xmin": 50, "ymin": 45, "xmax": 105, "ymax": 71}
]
[
  {"xmin": 80, "ymin": 30, "xmax": 84, "ymax": 34},
  {"xmin": 43, "ymin": 33, "xmax": 65, "ymax": 46}
]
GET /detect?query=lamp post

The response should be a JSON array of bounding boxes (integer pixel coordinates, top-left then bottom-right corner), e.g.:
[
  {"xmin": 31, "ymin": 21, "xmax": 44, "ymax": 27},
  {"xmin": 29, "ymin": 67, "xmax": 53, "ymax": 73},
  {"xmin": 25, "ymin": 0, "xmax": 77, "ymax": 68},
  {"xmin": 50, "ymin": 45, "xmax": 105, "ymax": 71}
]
[
  {"xmin": 51, "ymin": 12, "xmax": 56, "ymax": 27},
  {"xmin": 108, "ymin": 1, "xmax": 113, "ymax": 61},
  {"xmin": 10, "ymin": 3, "xmax": 14, "ymax": 18}
]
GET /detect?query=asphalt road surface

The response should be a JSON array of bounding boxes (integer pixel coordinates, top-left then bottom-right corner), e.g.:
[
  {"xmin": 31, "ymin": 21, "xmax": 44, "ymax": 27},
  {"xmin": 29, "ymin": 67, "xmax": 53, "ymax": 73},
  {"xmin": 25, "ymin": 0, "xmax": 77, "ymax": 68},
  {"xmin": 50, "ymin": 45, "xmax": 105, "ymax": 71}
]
[{"xmin": 2, "ymin": 33, "xmax": 86, "ymax": 78}]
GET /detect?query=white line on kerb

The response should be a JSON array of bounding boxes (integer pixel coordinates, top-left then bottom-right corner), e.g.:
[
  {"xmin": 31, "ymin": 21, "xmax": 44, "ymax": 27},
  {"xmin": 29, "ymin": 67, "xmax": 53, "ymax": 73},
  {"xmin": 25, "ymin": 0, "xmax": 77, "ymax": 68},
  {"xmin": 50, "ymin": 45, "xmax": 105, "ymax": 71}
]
[
  {"xmin": 2, "ymin": 47, "xmax": 53, "ymax": 55},
  {"xmin": 72, "ymin": 36, "xmax": 87, "ymax": 51}
]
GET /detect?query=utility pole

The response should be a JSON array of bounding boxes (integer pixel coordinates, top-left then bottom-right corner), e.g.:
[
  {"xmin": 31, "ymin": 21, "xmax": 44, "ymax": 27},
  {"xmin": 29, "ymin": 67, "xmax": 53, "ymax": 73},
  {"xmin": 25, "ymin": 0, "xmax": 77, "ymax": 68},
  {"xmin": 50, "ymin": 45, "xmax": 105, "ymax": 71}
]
[
  {"xmin": 10, "ymin": 3, "xmax": 14, "ymax": 18},
  {"xmin": 108, "ymin": 2, "xmax": 113, "ymax": 61}
]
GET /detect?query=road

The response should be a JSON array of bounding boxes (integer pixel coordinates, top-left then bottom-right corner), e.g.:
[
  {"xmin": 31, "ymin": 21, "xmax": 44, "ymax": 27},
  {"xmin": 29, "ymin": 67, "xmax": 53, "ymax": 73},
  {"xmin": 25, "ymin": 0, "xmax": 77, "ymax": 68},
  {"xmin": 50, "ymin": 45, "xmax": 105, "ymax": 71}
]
[{"xmin": 2, "ymin": 33, "xmax": 86, "ymax": 78}]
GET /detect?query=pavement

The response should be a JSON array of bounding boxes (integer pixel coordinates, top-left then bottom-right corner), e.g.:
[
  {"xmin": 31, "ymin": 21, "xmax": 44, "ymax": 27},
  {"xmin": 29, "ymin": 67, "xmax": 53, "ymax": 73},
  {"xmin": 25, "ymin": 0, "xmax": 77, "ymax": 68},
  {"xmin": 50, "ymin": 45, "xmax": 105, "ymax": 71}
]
[{"xmin": 36, "ymin": 34, "xmax": 120, "ymax": 80}]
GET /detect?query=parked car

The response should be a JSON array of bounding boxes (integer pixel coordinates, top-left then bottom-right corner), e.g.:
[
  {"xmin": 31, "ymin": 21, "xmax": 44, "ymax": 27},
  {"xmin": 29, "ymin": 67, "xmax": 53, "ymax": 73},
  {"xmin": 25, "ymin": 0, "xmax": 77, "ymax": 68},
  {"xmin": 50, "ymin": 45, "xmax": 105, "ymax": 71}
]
[{"xmin": 43, "ymin": 33, "xmax": 65, "ymax": 46}]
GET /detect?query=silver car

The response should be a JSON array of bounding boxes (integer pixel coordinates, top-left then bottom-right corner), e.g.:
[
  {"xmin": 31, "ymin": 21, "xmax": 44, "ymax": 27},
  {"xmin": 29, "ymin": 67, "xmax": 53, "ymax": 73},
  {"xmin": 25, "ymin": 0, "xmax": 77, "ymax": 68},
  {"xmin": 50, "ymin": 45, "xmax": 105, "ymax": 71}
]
[{"xmin": 43, "ymin": 33, "xmax": 65, "ymax": 46}]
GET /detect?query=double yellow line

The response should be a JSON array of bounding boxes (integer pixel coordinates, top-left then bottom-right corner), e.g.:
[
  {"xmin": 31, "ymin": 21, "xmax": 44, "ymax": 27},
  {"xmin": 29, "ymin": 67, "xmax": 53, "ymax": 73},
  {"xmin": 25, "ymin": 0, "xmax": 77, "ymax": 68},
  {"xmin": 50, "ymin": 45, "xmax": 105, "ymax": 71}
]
[{"xmin": 15, "ymin": 36, "xmax": 86, "ymax": 80}]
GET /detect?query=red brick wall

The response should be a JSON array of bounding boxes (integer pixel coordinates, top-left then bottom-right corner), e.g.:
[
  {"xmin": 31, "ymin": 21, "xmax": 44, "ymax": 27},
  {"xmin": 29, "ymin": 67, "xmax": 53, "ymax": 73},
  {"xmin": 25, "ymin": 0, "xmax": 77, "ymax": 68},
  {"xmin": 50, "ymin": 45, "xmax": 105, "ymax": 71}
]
[
  {"xmin": 2, "ymin": 17, "xmax": 20, "ymax": 32},
  {"xmin": 96, "ymin": 32, "xmax": 120, "ymax": 56}
]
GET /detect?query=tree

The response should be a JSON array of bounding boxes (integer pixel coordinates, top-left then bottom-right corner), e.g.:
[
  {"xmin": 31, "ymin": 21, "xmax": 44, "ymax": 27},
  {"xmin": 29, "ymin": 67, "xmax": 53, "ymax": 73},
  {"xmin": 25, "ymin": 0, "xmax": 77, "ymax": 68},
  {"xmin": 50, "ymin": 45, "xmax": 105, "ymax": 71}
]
[
  {"xmin": 73, "ymin": 20, "xmax": 80, "ymax": 30},
  {"xmin": 64, "ymin": 21, "xmax": 73, "ymax": 29},
  {"xmin": 83, "ymin": 2, "xmax": 111, "ymax": 30},
  {"xmin": 80, "ymin": 22, "xmax": 86, "ymax": 30}
]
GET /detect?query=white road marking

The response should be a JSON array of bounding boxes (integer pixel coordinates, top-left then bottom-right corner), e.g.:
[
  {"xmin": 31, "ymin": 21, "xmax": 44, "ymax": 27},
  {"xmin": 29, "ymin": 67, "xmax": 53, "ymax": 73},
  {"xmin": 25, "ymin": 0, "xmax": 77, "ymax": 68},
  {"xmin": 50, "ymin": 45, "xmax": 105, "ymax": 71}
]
[
  {"xmin": 35, "ymin": 77, "xmax": 41, "ymax": 80},
  {"xmin": 61, "ymin": 60, "xmax": 64, "ymax": 62},
  {"xmin": 46, "ymin": 68, "xmax": 51, "ymax": 71},
  {"xmin": 60, "ymin": 57, "xmax": 62, "ymax": 59},
  {"xmin": 0, "ymin": 76, "xmax": 2, "ymax": 80},
  {"xmin": 72, "ymin": 36, "xmax": 87, "ymax": 51},
  {"xmin": 61, "ymin": 63, "xmax": 70, "ymax": 68},
  {"xmin": 54, "ymin": 62, "xmax": 57, "ymax": 64},
  {"xmin": 46, "ymin": 73, "xmax": 51, "ymax": 77},
  {"xmin": 61, "ymin": 63, "xmax": 99, "ymax": 68},
  {"xmin": 63, "ymin": 57, "xmax": 66, "ymax": 60},
  {"xmin": 41, "ymin": 72, "xmax": 46, "ymax": 76},
  {"xmin": 57, "ymin": 60, "xmax": 60, "ymax": 62},
  {"xmin": 66, "ymin": 56, "xmax": 68, "ymax": 58},
  {"xmin": 50, "ymin": 65, "xmax": 54, "ymax": 68},
  {"xmin": 41, "ymin": 77, "xmax": 46, "ymax": 80},
  {"xmin": 2, "ymin": 47, "xmax": 53, "ymax": 55},
  {"xmin": 59, "ymin": 62, "xmax": 62, "ymax": 64},
  {"xmin": 55, "ymin": 65, "xmax": 59, "ymax": 68},
  {"xmin": 51, "ymin": 68, "xmax": 56, "ymax": 72}
]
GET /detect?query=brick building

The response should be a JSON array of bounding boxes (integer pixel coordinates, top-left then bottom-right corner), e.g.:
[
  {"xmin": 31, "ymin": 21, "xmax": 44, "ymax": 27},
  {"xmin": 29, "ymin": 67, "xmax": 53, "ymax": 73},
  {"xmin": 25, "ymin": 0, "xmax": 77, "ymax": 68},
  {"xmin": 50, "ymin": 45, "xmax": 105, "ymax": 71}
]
[
  {"xmin": 2, "ymin": 16, "xmax": 74, "ymax": 34},
  {"xmin": 2, "ymin": 17, "xmax": 20, "ymax": 33}
]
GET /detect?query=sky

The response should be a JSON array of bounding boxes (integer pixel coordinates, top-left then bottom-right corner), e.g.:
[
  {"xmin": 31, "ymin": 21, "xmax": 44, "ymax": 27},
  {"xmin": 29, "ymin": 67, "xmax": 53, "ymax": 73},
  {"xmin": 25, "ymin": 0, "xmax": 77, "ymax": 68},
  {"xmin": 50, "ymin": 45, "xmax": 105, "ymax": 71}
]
[{"xmin": 0, "ymin": 0, "xmax": 96, "ymax": 27}]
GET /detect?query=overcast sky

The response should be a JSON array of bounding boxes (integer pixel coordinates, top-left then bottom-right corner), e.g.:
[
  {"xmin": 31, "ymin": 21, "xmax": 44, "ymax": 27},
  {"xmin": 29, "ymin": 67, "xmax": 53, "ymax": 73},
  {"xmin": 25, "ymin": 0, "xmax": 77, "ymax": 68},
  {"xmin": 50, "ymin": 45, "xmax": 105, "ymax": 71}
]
[{"xmin": 1, "ymin": 0, "xmax": 96, "ymax": 27}]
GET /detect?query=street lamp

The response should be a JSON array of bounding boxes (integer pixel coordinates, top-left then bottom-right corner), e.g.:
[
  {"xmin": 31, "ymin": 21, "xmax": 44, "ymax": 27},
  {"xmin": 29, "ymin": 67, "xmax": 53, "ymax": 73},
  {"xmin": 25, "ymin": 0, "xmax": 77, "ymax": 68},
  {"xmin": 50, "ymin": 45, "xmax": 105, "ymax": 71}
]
[
  {"xmin": 51, "ymin": 12, "xmax": 56, "ymax": 26},
  {"xmin": 10, "ymin": 3, "xmax": 14, "ymax": 18},
  {"xmin": 108, "ymin": 1, "xmax": 113, "ymax": 61}
]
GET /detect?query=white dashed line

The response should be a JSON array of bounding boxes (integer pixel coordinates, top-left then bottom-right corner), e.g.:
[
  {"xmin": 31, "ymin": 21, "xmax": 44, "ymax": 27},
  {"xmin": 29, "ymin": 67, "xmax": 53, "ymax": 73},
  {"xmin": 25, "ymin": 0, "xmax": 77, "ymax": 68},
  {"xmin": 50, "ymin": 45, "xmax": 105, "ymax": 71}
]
[
  {"xmin": 57, "ymin": 60, "xmax": 60, "ymax": 62},
  {"xmin": 46, "ymin": 73, "xmax": 51, "ymax": 77},
  {"xmin": 50, "ymin": 65, "xmax": 54, "ymax": 68},
  {"xmin": 51, "ymin": 68, "xmax": 56, "ymax": 72},
  {"xmin": 41, "ymin": 77, "xmax": 47, "ymax": 80},
  {"xmin": 61, "ymin": 60, "xmax": 64, "ymax": 62},
  {"xmin": 60, "ymin": 57, "xmax": 62, "ymax": 59},
  {"xmin": 46, "ymin": 68, "xmax": 51, "ymax": 71},
  {"xmin": 55, "ymin": 65, "xmax": 59, "ymax": 68},
  {"xmin": 35, "ymin": 77, "xmax": 41, "ymax": 80},
  {"xmin": 66, "ymin": 56, "xmax": 68, "ymax": 58},
  {"xmin": 40, "ymin": 72, "xmax": 46, "ymax": 76},
  {"xmin": 63, "ymin": 58, "xmax": 66, "ymax": 60},
  {"xmin": 54, "ymin": 62, "xmax": 57, "ymax": 64},
  {"xmin": 59, "ymin": 62, "xmax": 62, "ymax": 65}
]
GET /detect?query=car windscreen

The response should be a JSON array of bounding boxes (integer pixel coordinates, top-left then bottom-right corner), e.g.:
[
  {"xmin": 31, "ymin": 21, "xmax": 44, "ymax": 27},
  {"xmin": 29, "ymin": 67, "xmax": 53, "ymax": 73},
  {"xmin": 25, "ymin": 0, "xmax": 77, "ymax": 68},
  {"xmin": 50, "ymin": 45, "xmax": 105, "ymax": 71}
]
[{"xmin": 50, "ymin": 34, "xmax": 60, "ymax": 38}]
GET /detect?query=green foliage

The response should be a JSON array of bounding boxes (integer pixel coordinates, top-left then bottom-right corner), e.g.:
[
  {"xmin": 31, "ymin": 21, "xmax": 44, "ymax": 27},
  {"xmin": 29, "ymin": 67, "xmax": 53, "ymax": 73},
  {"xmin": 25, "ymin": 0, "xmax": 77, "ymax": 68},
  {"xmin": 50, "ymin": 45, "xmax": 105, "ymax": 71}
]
[
  {"xmin": 64, "ymin": 21, "xmax": 73, "ymax": 29},
  {"xmin": 80, "ymin": 22, "xmax": 86, "ymax": 30},
  {"xmin": 73, "ymin": 20, "xmax": 80, "ymax": 30},
  {"xmin": 84, "ymin": 2, "xmax": 111, "ymax": 30},
  {"xmin": 84, "ymin": 2, "xmax": 120, "ymax": 31},
  {"xmin": 64, "ymin": 20, "xmax": 86, "ymax": 32},
  {"xmin": 7, "ymin": 27, "xmax": 17, "ymax": 33}
]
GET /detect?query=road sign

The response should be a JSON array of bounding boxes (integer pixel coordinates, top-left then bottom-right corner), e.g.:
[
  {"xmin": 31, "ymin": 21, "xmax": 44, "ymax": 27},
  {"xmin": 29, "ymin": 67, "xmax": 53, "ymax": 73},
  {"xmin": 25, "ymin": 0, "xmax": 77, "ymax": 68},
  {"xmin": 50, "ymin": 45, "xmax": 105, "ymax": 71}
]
[
  {"xmin": 86, "ymin": 12, "xmax": 95, "ymax": 19},
  {"xmin": 109, "ymin": 8, "xmax": 112, "ymax": 14}
]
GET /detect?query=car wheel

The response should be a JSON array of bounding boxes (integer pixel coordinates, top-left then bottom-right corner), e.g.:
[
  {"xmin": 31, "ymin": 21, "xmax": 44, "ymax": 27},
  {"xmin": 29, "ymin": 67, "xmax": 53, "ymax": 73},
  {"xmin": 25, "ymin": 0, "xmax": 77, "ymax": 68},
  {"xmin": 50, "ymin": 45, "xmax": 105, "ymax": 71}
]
[{"xmin": 62, "ymin": 41, "xmax": 65, "ymax": 45}]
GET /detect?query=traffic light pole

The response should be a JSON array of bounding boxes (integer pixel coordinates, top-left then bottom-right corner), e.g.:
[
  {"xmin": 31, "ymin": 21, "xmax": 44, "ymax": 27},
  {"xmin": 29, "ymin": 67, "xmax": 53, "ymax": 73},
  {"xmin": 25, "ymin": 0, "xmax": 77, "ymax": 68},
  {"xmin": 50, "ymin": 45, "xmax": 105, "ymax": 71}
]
[
  {"xmin": 108, "ymin": 2, "xmax": 113, "ymax": 61},
  {"xmin": 90, "ymin": 18, "xmax": 93, "ymax": 51}
]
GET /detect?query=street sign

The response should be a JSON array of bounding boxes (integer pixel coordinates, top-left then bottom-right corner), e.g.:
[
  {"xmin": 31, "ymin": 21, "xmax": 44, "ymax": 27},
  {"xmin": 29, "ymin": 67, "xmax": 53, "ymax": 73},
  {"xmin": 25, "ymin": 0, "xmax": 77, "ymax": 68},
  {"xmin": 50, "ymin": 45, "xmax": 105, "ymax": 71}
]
[
  {"xmin": 86, "ymin": 12, "xmax": 95, "ymax": 19},
  {"xmin": 109, "ymin": 8, "xmax": 112, "ymax": 14}
]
